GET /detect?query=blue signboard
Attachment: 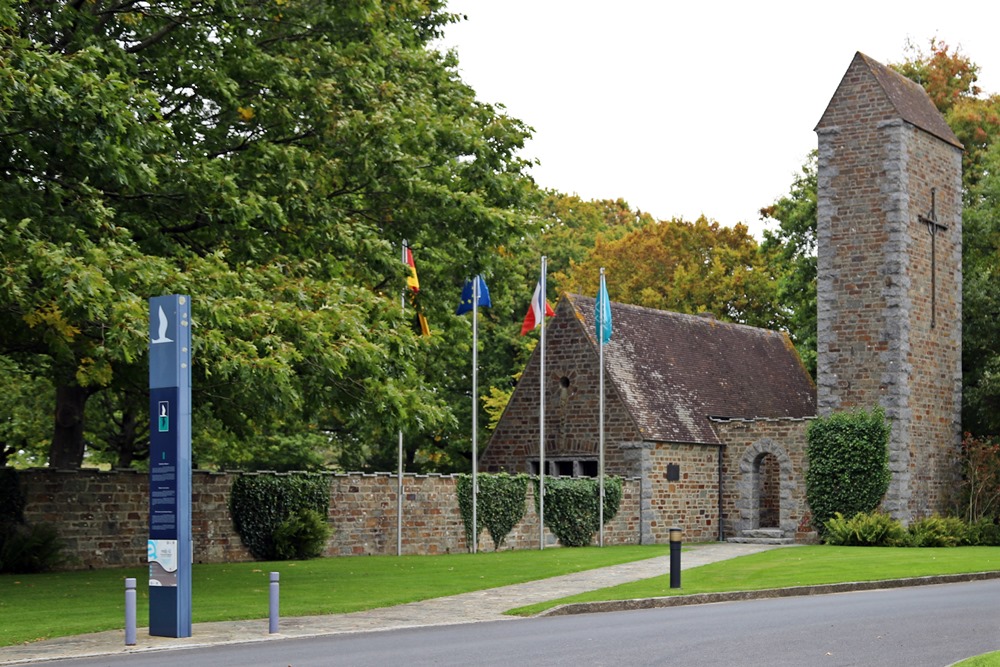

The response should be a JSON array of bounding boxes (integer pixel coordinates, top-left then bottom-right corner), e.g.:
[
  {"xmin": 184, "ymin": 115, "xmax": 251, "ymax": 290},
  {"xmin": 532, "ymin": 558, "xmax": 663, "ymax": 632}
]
[{"xmin": 148, "ymin": 295, "xmax": 192, "ymax": 638}]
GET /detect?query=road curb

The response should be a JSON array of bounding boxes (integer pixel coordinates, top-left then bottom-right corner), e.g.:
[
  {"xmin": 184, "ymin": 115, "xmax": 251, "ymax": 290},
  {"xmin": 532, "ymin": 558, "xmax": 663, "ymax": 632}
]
[{"xmin": 537, "ymin": 570, "xmax": 1000, "ymax": 617}]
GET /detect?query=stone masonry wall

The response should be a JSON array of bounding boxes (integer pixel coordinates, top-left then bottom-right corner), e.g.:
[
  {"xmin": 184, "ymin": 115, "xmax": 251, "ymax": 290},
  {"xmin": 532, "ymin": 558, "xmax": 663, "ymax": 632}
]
[
  {"xmin": 642, "ymin": 443, "xmax": 723, "ymax": 544},
  {"xmin": 17, "ymin": 468, "xmax": 640, "ymax": 570},
  {"xmin": 482, "ymin": 298, "xmax": 643, "ymax": 478},
  {"xmin": 816, "ymin": 55, "xmax": 963, "ymax": 522},
  {"xmin": 713, "ymin": 418, "xmax": 815, "ymax": 541}
]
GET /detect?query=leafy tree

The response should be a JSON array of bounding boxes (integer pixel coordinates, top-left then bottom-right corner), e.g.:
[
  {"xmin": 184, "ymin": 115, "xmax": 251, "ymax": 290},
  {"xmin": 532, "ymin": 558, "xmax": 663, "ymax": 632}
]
[
  {"xmin": 555, "ymin": 216, "xmax": 784, "ymax": 329},
  {"xmin": 0, "ymin": 358, "xmax": 53, "ymax": 467},
  {"xmin": 961, "ymin": 141, "xmax": 1000, "ymax": 434},
  {"xmin": 530, "ymin": 194, "xmax": 651, "ymax": 286},
  {"xmin": 760, "ymin": 152, "xmax": 818, "ymax": 377},
  {"xmin": 893, "ymin": 39, "xmax": 1000, "ymax": 190},
  {"xmin": 1, "ymin": 0, "xmax": 537, "ymax": 469}
]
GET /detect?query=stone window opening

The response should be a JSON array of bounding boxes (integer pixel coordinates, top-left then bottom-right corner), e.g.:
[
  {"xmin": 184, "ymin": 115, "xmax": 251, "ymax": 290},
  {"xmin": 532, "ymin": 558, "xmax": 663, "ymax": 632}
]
[{"xmin": 528, "ymin": 458, "xmax": 598, "ymax": 477}]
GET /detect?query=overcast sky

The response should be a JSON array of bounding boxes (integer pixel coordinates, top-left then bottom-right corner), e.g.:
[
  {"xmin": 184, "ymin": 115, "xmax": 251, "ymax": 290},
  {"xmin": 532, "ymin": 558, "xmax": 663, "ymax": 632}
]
[{"xmin": 436, "ymin": 1, "xmax": 1000, "ymax": 238}]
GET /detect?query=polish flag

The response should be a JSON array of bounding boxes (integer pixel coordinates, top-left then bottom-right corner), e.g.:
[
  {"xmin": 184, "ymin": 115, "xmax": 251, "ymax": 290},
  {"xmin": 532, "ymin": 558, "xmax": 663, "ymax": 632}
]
[{"xmin": 520, "ymin": 281, "xmax": 555, "ymax": 335}]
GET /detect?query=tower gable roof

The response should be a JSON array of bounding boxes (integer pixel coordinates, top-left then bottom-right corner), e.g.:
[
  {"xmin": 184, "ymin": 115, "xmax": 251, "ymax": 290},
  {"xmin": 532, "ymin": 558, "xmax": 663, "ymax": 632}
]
[
  {"xmin": 816, "ymin": 51, "xmax": 962, "ymax": 149},
  {"xmin": 565, "ymin": 294, "xmax": 816, "ymax": 444}
]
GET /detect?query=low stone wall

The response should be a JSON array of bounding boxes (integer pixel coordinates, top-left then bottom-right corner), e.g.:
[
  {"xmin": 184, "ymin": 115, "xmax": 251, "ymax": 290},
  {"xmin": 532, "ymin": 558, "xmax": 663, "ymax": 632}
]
[{"xmin": 16, "ymin": 469, "xmax": 642, "ymax": 570}]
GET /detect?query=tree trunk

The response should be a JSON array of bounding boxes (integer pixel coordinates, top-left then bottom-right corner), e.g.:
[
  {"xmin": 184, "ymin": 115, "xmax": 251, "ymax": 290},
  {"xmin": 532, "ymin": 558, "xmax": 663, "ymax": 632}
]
[
  {"xmin": 48, "ymin": 385, "xmax": 90, "ymax": 469},
  {"xmin": 114, "ymin": 401, "xmax": 144, "ymax": 469}
]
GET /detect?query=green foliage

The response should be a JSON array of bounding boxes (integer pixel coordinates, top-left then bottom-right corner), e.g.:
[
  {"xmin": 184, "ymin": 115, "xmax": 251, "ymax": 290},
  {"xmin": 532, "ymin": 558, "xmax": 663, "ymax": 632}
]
[
  {"xmin": 823, "ymin": 511, "xmax": 1000, "ymax": 548},
  {"xmin": 1, "ymin": 0, "xmax": 538, "ymax": 471},
  {"xmin": 966, "ymin": 518, "xmax": 1000, "ymax": 546},
  {"xmin": 0, "ymin": 469, "xmax": 25, "ymax": 525},
  {"xmin": 534, "ymin": 476, "xmax": 623, "ymax": 547},
  {"xmin": 0, "ymin": 470, "xmax": 67, "ymax": 573},
  {"xmin": 907, "ymin": 515, "xmax": 969, "ymax": 548},
  {"xmin": 456, "ymin": 473, "xmax": 529, "ymax": 550},
  {"xmin": 204, "ymin": 433, "xmax": 336, "ymax": 473},
  {"xmin": 822, "ymin": 511, "xmax": 907, "ymax": 547},
  {"xmin": 961, "ymin": 141, "xmax": 1000, "ymax": 435},
  {"xmin": 806, "ymin": 407, "xmax": 891, "ymax": 534},
  {"xmin": 554, "ymin": 216, "xmax": 784, "ymax": 330},
  {"xmin": 954, "ymin": 434, "xmax": 1000, "ymax": 522},
  {"xmin": 760, "ymin": 151, "xmax": 818, "ymax": 377},
  {"xmin": 229, "ymin": 473, "xmax": 331, "ymax": 560},
  {"xmin": 273, "ymin": 509, "xmax": 331, "ymax": 560},
  {"xmin": 0, "ymin": 523, "xmax": 68, "ymax": 574}
]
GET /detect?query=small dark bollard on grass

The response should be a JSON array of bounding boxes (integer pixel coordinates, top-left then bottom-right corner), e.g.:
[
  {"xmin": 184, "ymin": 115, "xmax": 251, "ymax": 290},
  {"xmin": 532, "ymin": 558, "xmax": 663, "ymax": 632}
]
[{"xmin": 669, "ymin": 528, "xmax": 683, "ymax": 589}]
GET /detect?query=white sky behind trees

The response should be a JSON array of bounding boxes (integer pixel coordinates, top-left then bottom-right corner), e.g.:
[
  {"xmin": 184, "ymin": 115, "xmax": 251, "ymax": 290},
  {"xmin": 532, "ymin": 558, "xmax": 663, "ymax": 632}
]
[{"xmin": 436, "ymin": 1, "xmax": 1000, "ymax": 238}]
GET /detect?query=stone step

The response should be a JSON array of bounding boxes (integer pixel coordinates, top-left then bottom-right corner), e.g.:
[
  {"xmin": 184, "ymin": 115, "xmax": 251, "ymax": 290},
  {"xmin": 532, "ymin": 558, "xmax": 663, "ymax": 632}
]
[
  {"xmin": 726, "ymin": 528, "xmax": 796, "ymax": 545},
  {"xmin": 726, "ymin": 536, "xmax": 796, "ymax": 545},
  {"xmin": 742, "ymin": 528, "xmax": 785, "ymax": 539}
]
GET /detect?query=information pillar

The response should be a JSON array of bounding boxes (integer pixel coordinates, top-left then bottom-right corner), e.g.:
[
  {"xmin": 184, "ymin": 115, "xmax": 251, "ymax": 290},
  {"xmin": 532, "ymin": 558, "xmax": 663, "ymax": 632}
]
[{"xmin": 148, "ymin": 295, "xmax": 192, "ymax": 637}]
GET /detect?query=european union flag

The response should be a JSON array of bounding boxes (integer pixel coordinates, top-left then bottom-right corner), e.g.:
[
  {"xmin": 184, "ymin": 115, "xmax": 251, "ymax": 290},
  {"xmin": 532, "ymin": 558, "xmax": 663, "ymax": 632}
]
[{"xmin": 456, "ymin": 275, "xmax": 492, "ymax": 314}]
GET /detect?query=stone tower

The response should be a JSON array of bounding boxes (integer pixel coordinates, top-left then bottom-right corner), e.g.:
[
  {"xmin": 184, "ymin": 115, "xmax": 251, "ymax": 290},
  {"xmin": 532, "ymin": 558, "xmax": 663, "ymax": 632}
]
[{"xmin": 815, "ymin": 52, "xmax": 963, "ymax": 522}]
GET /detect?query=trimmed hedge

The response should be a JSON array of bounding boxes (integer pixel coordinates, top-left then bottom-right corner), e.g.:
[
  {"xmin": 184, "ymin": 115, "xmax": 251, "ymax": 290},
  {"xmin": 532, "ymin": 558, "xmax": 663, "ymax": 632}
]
[
  {"xmin": 229, "ymin": 473, "xmax": 331, "ymax": 560},
  {"xmin": 535, "ymin": 476, "xmax": 623, "ymax": 547},
  {"xmin": 806, "ymin": 407, "xmax": 891, "ymax": 534},
  {"xmin": 457, "ymin": 473, "xmax": 528, "ymax": 550}
]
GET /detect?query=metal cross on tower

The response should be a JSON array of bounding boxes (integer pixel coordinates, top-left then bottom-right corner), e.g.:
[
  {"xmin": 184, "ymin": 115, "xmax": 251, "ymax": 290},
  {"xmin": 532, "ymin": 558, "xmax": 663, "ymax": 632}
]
[{"xmin": 917, "ymin": 188, "xmax": 949, "ymax": 329}]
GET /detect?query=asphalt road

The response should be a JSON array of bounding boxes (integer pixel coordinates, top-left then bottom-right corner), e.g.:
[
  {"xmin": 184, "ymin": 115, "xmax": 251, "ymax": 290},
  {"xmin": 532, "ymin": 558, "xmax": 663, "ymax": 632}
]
[{"xmin": 49, "ymin": 579, "xmax": 1000, "ymax": 667}]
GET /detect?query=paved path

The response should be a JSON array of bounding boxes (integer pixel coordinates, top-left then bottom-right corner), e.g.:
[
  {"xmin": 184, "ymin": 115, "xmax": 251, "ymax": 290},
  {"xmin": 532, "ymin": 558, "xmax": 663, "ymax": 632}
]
[{"xmin": 0, "ymin": 543, "xmax": 780, "ymax": 665}]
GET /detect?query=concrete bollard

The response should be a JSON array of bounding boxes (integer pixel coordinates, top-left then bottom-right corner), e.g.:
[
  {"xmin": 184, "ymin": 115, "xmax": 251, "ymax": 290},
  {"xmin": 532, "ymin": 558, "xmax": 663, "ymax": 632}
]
[
  {"xmin": 269, "ymin": 572, "xmax": 280, "ymax": 634},
  {"xmin": 125, "ymin": 578, "xmax": 137, "ymax": 646},
  {"xmin": 669, "ymin": 527, "xmax": 683, "ymax": 589}
]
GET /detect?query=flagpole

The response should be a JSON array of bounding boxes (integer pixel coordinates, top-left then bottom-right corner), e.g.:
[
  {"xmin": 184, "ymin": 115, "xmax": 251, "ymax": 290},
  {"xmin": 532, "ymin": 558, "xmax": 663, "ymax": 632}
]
[
  {"xmin": 472, "ymin": 276, "xmax": 479, "ymax": 555},
  {"xmin": 398, "ymin": 243, "xmax": 407, "ymax": 557},
  {"xmin": 539, "ymin": 256, "xmax": 547, "ymax": 550},
  {"xmin": 598, "ymin": 268, "xmax": 606, "ymax": 548}
]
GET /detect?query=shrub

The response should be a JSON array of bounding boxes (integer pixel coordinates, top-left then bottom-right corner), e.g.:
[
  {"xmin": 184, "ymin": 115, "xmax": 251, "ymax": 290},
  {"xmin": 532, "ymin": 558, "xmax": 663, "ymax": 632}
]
[
  {"xmin": 823, "ymin": 511, "xmax": 907, "ymax": 546},
  {"xmin": 534, "ymin": 476, "xmax": 623, "ymax": 547},
  {"xmin": 0, "ymin": 468, "xmax": 25, "ymax": 525},
  {"xmin": 967, "ymin": 518, "xmax": 1000, "ymax": 546},
  {"xmin": 230, "ymin": 473, "xmax": 331, "ymax": 560},
  {"xmin": 273, "ymin": 509, "xmax": 331, "ymax": 560},
  {"xmin": 806, "ymin": 407, "xmax": 891, "ymax": 535},
  {"xmin": 0, "ymin": 522, "xmax": 67, "ymax": 573},
  {"xmin": 0, "ymin": 468, "xmax": 67, "ymax": 573},
  {"xmin": 908, "ymin": 515, "xmax": 968, "ymax": 547},
  {"xmin": 954, "ymin": 434, "xmax": 1000, "ymax": 523},
  {"xmin": 457, "ymin": 473, "xmax": 529, "ymax": 550}
]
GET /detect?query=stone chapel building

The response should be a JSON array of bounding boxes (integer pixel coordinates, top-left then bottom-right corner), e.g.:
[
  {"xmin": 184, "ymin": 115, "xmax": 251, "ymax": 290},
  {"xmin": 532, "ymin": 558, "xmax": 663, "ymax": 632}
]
[{"xmin": 482, "ymin": 52, "xmax": 963, "ymax": 543}]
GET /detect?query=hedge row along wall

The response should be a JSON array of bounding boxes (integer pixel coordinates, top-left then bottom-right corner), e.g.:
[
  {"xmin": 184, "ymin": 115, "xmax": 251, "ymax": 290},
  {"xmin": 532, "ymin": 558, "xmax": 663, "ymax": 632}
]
[{"xmin": 16, "ymin": 469, "xmax": 641, "ymax": 570}]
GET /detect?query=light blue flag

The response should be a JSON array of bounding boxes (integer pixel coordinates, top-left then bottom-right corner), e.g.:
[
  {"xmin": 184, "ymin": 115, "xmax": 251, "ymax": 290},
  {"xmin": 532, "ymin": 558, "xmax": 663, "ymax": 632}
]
[
  {"xmin": 456, "ymin": 275, "xmax": 492, "ymax": 314},
  {"xmin": 595, "ymin": 272, "xmax": 612, "ymax": 344}
]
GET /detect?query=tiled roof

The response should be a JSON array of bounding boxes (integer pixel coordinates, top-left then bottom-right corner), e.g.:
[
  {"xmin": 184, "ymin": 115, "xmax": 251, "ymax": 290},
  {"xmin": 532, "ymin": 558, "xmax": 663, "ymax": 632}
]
[
  {"xmin": 818, "ymin": 52, "xmax": 962, "ymax": 149},
  {"xmin": 566, "ymin": 294, "xmax": 816, "ymax": 444}
]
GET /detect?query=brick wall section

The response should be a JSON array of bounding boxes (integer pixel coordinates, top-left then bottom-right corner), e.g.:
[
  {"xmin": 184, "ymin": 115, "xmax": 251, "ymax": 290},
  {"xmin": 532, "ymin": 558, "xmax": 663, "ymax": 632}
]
[
  {"xmin": 816, "ymin": 54, "xmax": 963, "ymax": 522},
  {"xmin": 17, "ymin": 468, "xmax": 641, "ymax": 570},
  {"xmin": 482, "ymin": 300, "xmax": 643, "ymax": 477},
  {"xmin": 644, "ymin": 443, "xmax": 723, "ymax": 543}
]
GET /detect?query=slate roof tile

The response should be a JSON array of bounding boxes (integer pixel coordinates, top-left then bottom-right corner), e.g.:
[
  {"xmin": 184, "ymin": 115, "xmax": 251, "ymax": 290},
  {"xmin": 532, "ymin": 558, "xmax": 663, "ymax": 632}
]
[{"xmin": 566, "ymin": 294, "xmax": 816, "ymax": 445}]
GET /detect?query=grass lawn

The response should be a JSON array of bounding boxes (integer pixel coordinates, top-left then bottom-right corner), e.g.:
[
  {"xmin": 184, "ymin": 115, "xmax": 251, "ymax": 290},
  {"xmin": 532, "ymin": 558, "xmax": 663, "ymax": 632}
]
[
  {"xmin": 507, "ymin": 545, "xmax": 1000, "ymax": 616},
  {"xmin": 954, "ymin": 651, "xmax": 1000, "ymax": 666},
  {"xmin": 0, "ymin": 544, "xmax": 668, "ymax": 647}
]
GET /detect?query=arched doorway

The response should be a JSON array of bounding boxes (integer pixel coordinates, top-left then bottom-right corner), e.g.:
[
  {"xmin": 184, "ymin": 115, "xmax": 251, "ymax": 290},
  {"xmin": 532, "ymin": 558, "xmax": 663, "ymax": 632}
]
[
  {"xmin": 736, "ymin": 438, "xmax": 794, "ymax": 536},
  {"xmin": 757, "ymin": 452, "xmax": 780, "ymax": 529}
]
